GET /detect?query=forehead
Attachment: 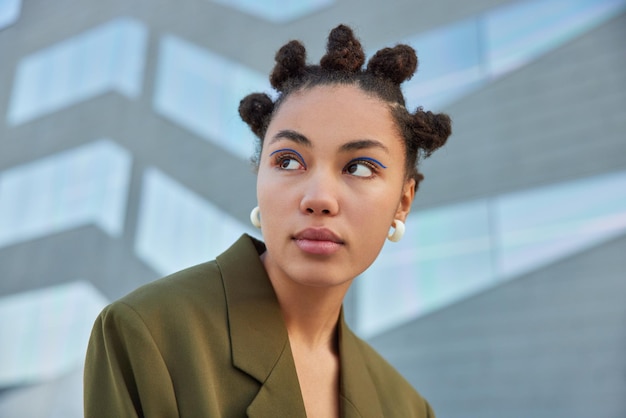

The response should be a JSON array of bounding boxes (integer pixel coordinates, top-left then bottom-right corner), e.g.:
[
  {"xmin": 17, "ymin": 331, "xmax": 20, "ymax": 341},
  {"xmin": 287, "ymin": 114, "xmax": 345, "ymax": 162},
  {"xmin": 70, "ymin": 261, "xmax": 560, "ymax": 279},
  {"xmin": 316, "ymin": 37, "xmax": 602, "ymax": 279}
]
[{"xmin": 266, "ymin": 84, "xmax": 402, "ymax": 149}]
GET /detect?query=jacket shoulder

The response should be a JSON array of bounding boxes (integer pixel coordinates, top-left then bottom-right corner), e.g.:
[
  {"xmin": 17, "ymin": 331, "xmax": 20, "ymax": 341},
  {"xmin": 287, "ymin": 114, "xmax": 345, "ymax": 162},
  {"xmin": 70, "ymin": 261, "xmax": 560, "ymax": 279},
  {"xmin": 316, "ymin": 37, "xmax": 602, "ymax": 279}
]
[
  {"xmin": 115, "ymin": 233, "xmax": 261, "ymax": 316},
  {"xmin": 119, "ymin": 260, "xmax": 224, "ymax": 312},
  {"xmin": 99, "ymin": 260, "xmax": 228, "ymax": 349},
  {"xmin": 352, "ymin": 334, "xmax": 435, "ymax": 417}
]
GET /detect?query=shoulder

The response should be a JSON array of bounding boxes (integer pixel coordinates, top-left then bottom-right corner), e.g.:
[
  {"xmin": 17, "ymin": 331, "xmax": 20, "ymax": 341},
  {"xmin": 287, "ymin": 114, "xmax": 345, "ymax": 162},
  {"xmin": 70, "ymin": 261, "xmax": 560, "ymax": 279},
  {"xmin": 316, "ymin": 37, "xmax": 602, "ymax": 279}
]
[
  {"xmin": 98, "ymin": 260, "xmax": 227, "ymax": 341},
  {"xmin": 114, "ymin": 233, "xmax": 264, "ymax": 316},
  {"xmin": 101, "ymin": 260, "xmax": 223, "ymax": 322},
  {"xmin": 92, "ymin": 259, "xmax": 236, "ymax": 370},
  {"xmin": 355, "ymin": 337, "xmax": 419, "ymax": 395},
  {"xmin": 350, "ymin": 331, "xmax": 435, "ymax": 417},
  {"xmin": 120, "ymin": 260, "xmax": 224, "ymax": 312},
  {"xmin": 98, "ymin": 234, "xmax": 266, "ymax": 340}
]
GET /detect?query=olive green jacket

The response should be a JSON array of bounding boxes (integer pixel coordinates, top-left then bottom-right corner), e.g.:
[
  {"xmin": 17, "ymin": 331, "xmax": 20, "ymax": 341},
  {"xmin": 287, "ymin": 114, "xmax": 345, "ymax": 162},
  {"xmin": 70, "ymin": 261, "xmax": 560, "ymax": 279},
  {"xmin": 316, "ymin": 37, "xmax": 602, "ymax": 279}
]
[{"xmin": 84, "ymin": 234, "xmax": 434, "ymax": 417}]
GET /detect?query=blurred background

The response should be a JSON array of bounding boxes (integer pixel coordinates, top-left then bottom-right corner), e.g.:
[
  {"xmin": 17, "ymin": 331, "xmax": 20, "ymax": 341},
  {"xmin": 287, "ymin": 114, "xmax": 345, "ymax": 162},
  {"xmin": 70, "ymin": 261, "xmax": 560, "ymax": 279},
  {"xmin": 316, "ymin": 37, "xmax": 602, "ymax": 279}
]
[{"xmin": 1, "ymin": 0, "xmax": 625, "ymax": 416}]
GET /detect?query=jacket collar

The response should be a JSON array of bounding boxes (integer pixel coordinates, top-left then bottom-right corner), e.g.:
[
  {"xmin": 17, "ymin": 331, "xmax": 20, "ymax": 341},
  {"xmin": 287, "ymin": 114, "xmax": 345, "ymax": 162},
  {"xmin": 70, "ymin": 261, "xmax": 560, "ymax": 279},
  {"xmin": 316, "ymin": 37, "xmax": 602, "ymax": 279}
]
[
  {"xmin": 217, "ymin": 234, "xmax": 306, "ymax": 417},
  {"xmin": 338, "ymin": 312, "xmax": 384, "ymax": 418},
  {"xmin": 217, "ymin": 234, "xmax": 382, "ymax": 418}
]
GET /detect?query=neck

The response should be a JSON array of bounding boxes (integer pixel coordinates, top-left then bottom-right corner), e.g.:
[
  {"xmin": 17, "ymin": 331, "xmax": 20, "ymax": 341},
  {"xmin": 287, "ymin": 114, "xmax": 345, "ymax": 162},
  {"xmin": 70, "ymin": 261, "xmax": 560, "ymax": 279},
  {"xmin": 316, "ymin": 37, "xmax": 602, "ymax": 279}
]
[
  {"xmin": 261, "ymin": 254, "xmax": 350, "ymax": 351},
  {"xmin": 281, "ymin": 287, "xmax": 345, "ymax": 351}
]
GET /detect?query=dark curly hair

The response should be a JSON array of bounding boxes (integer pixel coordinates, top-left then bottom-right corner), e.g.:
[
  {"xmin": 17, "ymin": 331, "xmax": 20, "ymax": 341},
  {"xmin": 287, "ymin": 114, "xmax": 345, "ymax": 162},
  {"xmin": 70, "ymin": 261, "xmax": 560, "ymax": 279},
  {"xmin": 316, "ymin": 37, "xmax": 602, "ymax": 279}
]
[{"xmin": 239, "ymin": 24, "xmax": 452, "ymax": 187}]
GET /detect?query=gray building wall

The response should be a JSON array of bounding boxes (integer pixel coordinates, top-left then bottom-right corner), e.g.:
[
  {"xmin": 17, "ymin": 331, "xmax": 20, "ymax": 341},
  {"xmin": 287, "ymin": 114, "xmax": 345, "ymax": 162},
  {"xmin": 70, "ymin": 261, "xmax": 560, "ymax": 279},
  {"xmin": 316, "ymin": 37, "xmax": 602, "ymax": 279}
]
[
  {"xmin": 417, "ymin": 10, "xmax": 626, "ymax": 208},
  {"xmin": 369, "ymin": 12, "xmax": 626, "ymax": 418},
  {"xmin": 1, "ymin": 0, "xmax": 624, "ymax": 416},
  {"xmin": 370, "ymin": 234, "xmax": 626, "ymax": 418}
]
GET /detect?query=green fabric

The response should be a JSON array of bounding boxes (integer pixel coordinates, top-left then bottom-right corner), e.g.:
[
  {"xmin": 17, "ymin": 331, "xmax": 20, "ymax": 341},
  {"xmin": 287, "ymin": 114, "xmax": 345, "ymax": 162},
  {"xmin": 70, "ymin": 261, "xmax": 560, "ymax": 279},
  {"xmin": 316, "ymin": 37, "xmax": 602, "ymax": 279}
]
[{"xmin": 84, "ymin": 234, "xmax": 434, "ymax": 417}]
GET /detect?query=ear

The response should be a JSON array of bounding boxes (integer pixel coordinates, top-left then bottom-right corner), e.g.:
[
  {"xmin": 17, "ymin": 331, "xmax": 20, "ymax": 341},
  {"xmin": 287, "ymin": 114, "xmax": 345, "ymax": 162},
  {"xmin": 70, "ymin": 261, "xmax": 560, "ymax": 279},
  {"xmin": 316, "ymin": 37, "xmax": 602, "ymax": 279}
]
[{"xmin": 394, "ymin": 177, "xmax": 415, "ymax": 222}]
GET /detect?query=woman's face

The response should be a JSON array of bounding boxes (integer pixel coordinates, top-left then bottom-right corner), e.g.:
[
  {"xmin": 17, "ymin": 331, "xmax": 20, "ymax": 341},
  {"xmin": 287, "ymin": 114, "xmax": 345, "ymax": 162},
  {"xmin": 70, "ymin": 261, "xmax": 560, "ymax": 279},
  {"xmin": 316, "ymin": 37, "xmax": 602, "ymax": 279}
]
[{"xmin": 256, "ymin": 84, "xmax": 415, "ymax": 289}]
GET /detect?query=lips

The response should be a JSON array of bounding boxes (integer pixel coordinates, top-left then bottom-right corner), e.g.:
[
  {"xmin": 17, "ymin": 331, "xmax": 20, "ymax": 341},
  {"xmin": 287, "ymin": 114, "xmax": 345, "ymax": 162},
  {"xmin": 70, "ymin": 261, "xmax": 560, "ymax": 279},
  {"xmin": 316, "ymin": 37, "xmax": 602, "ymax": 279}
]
[
  {"xmin": 294, "ymin": 228, "xmax": 343, "ymax": 243},
  {"xmin": 293, "ymin": 228, "xmax": 344, "ymax": 255}
]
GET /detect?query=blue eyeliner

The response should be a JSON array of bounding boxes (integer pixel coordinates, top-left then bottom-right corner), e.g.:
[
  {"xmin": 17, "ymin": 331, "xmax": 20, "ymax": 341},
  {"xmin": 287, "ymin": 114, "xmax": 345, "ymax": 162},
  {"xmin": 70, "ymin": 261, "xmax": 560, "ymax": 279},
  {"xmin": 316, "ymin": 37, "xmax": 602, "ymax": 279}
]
[
  {"xmin": 270, "ymin": 148, "xmax": 307, "ymax": 168},
  {"xmin": 352, "ymin": 157, "xmax": 387, "ymax": 169}
]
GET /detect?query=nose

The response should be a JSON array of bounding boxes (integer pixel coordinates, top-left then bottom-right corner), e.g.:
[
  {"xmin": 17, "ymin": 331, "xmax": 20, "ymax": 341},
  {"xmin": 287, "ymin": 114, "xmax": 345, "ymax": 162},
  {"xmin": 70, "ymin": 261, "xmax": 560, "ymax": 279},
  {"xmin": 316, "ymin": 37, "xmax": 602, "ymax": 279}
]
[{"xmin": 299, "ymin": 171, "xmax": 339, "ymax": 216}]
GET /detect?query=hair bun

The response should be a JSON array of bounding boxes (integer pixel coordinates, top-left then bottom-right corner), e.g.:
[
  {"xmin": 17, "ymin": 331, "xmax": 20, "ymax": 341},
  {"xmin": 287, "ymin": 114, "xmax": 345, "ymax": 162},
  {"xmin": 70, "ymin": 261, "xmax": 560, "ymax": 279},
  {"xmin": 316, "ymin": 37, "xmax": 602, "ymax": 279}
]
[
  {"xmin": 320, "ymin": 24, "xmax": 365, "ymax": 73},
  {"xmin": 367, "ymin": 44, "xmax": 418, "ymax": 84},
  {"xmin": 270, "ymin": 40, "xmax": 307, "ymax": 92},
  {"xmin": 411, "ymin": 110, "xmax": 452, "ymax": 156},
  {"xmin": 238, "ymin": 93, "xmax": 275, "ymax": 138}
]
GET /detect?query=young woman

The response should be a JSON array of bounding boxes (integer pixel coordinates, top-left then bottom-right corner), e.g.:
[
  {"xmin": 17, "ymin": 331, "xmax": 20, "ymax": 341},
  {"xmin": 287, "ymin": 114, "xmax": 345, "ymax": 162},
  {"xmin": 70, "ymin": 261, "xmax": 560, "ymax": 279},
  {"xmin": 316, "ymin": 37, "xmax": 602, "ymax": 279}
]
[{"xmin": 84, "ymin": 24, "xmax": 451, "ymax": 418}]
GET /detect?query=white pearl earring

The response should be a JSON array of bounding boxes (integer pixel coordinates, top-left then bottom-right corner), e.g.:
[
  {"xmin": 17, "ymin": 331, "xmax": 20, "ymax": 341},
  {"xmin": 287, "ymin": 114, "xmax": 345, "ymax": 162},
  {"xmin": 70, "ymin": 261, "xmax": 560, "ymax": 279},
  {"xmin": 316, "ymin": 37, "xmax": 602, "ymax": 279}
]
[
  {"xmin": 387, "ymin": 219, "xmax": 405, "ymax": 242},
  {"xmin": 250, "ymin": 206, "xmax": 261, "ymax": 229}
]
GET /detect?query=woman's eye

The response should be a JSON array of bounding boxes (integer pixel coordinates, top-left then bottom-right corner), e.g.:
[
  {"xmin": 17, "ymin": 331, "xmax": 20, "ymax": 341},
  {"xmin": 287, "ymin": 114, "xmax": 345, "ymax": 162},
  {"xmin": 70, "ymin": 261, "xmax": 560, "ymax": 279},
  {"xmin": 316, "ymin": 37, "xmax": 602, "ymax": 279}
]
[
  {"xmin": 345, "ymin": 161, "xmax": 374, "ymax": 177},
  {"xmin": 271, "ymin": 148, "xmax": 307, "ymax": 171},
  {"xmin": 278, "ymin": 157, "xmax": 303, "ymax": 170}
]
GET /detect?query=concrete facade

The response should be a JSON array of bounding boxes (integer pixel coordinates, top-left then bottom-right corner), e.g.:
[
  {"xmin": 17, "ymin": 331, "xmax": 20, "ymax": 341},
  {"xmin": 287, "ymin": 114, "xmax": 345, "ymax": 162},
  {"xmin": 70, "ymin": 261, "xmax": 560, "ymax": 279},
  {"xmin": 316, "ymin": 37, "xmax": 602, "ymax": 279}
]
[{"xmin": 1, "ymin": 0, "xmax": 624, "ymax": 416}]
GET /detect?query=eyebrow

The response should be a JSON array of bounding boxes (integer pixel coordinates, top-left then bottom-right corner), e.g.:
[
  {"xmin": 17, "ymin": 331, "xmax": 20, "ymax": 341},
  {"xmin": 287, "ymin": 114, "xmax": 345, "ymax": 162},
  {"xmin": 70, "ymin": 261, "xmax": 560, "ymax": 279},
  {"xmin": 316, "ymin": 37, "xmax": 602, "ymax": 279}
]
[
  {"xmin": 339, "ymin": 139, "xmax": 390, "ymax": 154},
  {"xmin": 270, "ymin": 130, "xmax": 390, "ymax": 154},
  {"xmin": 269, "ymin": 130, "xmax": 312, "ymax": 147}
]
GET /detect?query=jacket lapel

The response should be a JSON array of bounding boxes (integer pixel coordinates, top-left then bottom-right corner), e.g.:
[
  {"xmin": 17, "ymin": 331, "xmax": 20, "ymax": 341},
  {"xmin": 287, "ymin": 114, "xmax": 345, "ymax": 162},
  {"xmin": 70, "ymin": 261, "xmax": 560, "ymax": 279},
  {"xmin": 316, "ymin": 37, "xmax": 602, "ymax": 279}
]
[
  {"xmin": 245, "ymin": 341, "xmax": 307, "ymax": 417},
  {"xmin": 339, "ymin": 313, "xmax": 384, "ymax": 418},
  {"xmin": 217, "ymin": 235, "xmax": 307, "ymax": 418}
]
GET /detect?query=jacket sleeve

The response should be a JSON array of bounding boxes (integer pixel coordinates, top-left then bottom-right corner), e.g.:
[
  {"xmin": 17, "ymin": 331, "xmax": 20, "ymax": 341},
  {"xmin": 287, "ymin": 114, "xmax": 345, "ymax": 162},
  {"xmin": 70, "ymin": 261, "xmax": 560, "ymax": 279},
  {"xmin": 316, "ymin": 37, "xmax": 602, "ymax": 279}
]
[
  {"xmin": 426, "ymin": 399, "xmax": 436, "ymax": 418},
  {"xmin": 83, "ymin": 302, "xmax": 179, "ymax": 418}
]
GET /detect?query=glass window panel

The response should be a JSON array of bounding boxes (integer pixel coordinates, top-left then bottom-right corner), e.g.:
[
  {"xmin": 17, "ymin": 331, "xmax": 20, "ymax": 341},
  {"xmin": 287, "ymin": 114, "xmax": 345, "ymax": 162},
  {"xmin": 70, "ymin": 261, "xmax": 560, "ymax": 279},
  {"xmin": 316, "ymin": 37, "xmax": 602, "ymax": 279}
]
[
  {"xmin": 0, "ymin": 0, "xmax": 21, "ymax": 30},
  {"xmin": 135, "ymin": 168, "xmax": 261, "ymax": 276},
  {"xmin": 399, "ymin": 0, "xmax": 626, "ymax": 109},
  {"xmin": 0, "ymin": 140, "xmax": 132, "ymax": 248},
  {"xmin": 112, "ymin": 21, "xmax": 149, "ymax": 97},
  {"xmin": 485, "ymin": 0, "xmax": 626, "ymax": 76},
  {"xmin": 356, "ymin": 170, "xmax": 626, "ymax": 337},
  {"xmin": 211, "ymin": 0, "xmax": 335, "ymax": 23},
  {"xmin": 406, "ymin": 19, "xmax": 482, "ymax": 82},
  {"xmin": 403, "ymin": 18, "xmax": 485, "ymax": 110},
  {"xmin": 494, "ymin": 170, "xmax": 626, "ymax": 278},
  {"xmin": 0, "ymin": 281, "xmax": 108, "ymax": 386},
  {"xmin": 7, "ymin": 17, "xmax": 147, "ymax": 125},
  {"xmin": 357, "ymin": 201, "xmax": 493, "ymax": 337},
  {"xmin": 154, "ymin": 35, "xmax": 270, "ymax": 160}
]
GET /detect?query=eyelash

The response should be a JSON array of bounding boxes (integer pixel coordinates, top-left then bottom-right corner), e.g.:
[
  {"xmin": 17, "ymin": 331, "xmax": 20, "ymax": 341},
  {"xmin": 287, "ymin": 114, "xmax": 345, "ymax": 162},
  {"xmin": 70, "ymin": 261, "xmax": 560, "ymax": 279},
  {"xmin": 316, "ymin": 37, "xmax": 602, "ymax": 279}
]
[
  {"xmin": 273, "ymin": 152, "xmax": 305, "ymax": 169},
  {"xmin": 343, "ymin": 158, "xmax": 381, "ymax": 177},
  {"xmin": 271, "ymin": 151, "xmax": 384, "ymax": 177}
]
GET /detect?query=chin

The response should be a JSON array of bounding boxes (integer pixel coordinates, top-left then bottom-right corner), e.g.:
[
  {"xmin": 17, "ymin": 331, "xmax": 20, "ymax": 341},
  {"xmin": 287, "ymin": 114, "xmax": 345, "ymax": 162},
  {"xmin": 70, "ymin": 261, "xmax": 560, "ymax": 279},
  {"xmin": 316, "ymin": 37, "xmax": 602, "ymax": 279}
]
[
  {"xmin": 303, "ymin": 278, "xmax": 352, "ymax": 288},
  {"xmin": 288, "ymin": 267, "xmax": 354, "ymax": 289}
]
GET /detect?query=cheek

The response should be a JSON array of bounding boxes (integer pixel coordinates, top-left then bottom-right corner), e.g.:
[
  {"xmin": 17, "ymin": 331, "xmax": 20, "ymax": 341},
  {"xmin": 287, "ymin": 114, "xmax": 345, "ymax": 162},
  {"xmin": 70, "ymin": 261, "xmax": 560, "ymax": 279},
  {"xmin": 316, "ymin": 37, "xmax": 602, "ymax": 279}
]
[
  {"xmin": 344, "ymin": 187, "xmax": 397, "ymax": 236},
  {"xmin": 350, "ymin": 179, "xmax": 400, "ymax": 213},
  {"xmin": 256, "ymin": 165, "xmax": 277, "ymax": 200},
  {"xmin": 256, "ymin": 172, "xmax": 291, "ymax": 227}
]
